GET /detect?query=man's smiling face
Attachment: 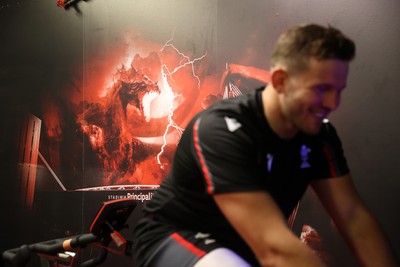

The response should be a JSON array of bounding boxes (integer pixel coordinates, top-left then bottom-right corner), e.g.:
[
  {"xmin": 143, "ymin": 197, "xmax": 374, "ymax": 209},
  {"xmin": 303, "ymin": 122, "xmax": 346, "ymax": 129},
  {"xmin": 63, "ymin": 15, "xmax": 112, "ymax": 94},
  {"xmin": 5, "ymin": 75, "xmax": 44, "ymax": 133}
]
[{"xmin": 280, "ymin": 58, "xmax": 349, "ymax": 135}]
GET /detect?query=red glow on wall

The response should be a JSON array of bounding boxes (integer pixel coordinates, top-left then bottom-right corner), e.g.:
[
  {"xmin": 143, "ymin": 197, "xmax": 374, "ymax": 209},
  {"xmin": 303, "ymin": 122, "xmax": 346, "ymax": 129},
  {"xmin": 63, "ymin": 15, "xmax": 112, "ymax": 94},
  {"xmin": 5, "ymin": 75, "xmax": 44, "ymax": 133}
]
[{"xmin": 38, "ymin": 33, "xmax": 269, "ymax": 189}]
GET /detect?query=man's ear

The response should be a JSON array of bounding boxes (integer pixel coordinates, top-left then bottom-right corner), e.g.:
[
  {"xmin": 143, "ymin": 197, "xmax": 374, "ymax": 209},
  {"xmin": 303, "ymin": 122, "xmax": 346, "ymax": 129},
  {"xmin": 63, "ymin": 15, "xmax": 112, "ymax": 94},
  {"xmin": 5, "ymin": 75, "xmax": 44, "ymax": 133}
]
[{"xmin": 270, "ymin": 68, "xmax": 288, "ymax": 93}]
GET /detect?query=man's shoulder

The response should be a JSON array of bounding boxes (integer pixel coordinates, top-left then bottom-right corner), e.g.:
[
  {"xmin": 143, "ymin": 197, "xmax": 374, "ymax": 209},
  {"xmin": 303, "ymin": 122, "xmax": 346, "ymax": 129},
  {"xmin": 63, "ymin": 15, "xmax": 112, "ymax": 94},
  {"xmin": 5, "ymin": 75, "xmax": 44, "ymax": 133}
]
[
  {"xmin": 318, "ymin": 120, "xmax": 340, "ymax": 139},
  {"xmin": 202, "ymin": 89, "xmax": 263, "ymax": 126},
  {"xmin": 297, "ymin": 120, "xmax": 342, "ymax": 149}
]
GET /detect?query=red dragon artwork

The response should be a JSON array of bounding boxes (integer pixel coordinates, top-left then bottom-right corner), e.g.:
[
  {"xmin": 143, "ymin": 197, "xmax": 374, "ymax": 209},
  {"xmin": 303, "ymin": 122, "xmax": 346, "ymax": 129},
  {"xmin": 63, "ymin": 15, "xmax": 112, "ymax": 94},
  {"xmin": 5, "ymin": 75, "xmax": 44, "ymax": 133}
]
[{"xmin": 39, "ymin": 34, "xmax": 270, "ymax": 190}]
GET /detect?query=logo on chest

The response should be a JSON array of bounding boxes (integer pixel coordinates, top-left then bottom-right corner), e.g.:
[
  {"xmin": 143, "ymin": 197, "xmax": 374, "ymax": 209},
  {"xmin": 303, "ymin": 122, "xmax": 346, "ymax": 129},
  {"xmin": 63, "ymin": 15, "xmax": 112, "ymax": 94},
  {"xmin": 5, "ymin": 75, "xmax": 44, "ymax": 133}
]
[
  {"xmin": 266, "ymin": 153, "xmax": 274, "ymax": 173},
  {"xmin": 264, "ymin": 144, "xmax": 311, "ymax": 173},
  {"xmin": 300, "ymin": 145, "xmax": 311, "ymax": 169}
]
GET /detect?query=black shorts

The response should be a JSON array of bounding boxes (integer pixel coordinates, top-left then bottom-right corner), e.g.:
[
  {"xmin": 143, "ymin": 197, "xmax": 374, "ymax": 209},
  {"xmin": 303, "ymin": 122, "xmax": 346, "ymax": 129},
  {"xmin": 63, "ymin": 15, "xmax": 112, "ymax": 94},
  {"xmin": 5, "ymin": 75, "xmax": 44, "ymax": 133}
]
[{"xmin": 133, "ymin": 217, "xmax": 259, "ymax": 267}]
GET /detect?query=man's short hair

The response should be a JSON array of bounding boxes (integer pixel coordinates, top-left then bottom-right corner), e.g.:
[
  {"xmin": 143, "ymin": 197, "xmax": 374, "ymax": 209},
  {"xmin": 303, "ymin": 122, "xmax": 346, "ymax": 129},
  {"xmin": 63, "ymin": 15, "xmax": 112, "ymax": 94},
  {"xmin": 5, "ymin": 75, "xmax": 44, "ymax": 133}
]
[{"xmin": 270, "ymin": 24, "xmax": 356, "ymax": 74}]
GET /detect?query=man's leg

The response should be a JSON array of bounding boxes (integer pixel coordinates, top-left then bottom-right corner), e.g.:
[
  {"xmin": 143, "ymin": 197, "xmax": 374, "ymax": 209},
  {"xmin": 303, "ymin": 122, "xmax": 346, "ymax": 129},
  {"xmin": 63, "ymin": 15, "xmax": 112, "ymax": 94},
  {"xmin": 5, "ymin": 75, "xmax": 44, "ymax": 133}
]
[
  {"xmin": 144, "ymin": 231, "xmax": 251, "ymax": 267},
  {"xmin": 193, "ymin": 248, "xmax": 251, "ymax": 267}
]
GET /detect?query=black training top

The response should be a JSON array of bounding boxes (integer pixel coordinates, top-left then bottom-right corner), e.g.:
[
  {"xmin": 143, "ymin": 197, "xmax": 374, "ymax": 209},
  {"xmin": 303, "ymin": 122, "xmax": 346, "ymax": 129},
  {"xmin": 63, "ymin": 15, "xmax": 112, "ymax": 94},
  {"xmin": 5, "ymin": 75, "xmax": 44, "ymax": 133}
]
[{"xmin": 133, "ymin": 87, "xmax": 349, "ymax": 266}]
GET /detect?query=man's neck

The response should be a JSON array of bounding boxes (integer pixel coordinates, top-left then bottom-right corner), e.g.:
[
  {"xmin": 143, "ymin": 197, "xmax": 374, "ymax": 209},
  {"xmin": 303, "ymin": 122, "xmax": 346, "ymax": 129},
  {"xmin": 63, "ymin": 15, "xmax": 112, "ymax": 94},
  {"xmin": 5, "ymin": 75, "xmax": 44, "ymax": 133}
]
[{"xmin": 261, "ymin": 85, "xmax": 298, "ymax": 140}]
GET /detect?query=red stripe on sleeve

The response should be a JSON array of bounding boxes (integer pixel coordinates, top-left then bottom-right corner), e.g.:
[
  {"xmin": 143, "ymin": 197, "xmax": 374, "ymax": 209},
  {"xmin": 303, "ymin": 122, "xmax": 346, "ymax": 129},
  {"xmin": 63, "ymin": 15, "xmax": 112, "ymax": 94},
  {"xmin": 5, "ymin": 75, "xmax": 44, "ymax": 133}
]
[
  {"xmin": 171, "ymin": 233, "xmax": 207, "ymax": 257},
  {"xmin": 323, "ymin": 147, "xmax": 337, "ymax": 177},
  {"xmin": 193, "ymin": 119, "xmax": 214, "ymax": 194}
]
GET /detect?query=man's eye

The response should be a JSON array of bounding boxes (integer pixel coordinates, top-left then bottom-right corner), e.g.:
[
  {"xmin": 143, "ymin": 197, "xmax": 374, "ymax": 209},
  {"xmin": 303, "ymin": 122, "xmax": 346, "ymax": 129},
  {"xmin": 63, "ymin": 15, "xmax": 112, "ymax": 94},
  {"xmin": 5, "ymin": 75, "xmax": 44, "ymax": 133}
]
[{"xmin": 314, "ymin": 86, "xmax": 329, "ymax": 92}]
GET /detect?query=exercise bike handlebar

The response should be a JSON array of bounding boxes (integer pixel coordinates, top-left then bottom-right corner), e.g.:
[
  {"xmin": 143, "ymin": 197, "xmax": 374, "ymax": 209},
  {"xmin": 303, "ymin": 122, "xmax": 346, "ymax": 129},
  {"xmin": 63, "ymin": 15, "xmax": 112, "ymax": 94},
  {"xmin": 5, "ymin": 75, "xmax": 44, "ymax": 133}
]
[
  {"xmin": 2, "ymin": 233, "xmax": 101, "ymax": 267},
  {"xmin": 3, "ymin": 198, "xmax": 136, "ymax": 267}
]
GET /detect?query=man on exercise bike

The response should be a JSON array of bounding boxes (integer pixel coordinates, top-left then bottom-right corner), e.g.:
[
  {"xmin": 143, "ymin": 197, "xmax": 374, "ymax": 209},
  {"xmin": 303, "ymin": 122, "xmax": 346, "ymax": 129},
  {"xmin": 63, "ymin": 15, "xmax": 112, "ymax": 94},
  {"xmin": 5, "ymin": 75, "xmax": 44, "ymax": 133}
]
[{"xmin": 132, "ymin": 24, "xmax": 398, "ymax": 267}]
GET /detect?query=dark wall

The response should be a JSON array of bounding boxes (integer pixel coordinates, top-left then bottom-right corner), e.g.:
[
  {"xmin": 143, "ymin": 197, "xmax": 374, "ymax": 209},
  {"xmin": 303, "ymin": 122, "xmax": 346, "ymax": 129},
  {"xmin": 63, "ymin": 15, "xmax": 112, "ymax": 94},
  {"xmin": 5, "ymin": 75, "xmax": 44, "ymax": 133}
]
[{"xmin": 1, "ymin": 0, "xmax": 399, "ymax": 266}]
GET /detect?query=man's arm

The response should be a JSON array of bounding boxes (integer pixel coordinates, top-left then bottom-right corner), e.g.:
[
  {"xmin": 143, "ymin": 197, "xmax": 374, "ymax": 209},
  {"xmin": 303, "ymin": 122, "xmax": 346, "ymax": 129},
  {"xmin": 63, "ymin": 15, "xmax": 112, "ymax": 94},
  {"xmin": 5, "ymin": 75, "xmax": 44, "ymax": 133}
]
[
  {"xmin": 214, "ymin": 191, "xmax": 327, "ymax": 267},
  {"xmin": 311, "ymin": 174, "xmax": 399, "ymax": 267}
]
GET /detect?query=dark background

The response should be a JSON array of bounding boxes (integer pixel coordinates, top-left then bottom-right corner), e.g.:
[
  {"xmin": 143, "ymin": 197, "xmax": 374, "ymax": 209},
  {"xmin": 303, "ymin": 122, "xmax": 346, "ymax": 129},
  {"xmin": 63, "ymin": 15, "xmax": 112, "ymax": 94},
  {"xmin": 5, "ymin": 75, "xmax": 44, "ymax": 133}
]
[{"xmin": 1, "ymin": 0, "xmax": 399, "ymax": 266}]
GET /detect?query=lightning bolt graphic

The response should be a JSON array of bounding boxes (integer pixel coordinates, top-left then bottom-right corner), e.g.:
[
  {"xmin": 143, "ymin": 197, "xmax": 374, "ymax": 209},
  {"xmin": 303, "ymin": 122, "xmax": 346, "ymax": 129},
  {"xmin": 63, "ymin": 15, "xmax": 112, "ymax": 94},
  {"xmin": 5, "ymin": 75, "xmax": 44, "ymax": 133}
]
[
  {"xmin": 156, "ymin": 69, "xmax": 184, "ymax": 169},
  {"xmin": 156, "ymin": 32, "xmax": 207, "ymax": 168},
  {"xmin": 160, "ymin": 31, "xmax": 207, "ymax": 88}
]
